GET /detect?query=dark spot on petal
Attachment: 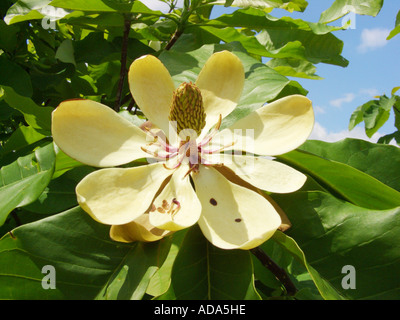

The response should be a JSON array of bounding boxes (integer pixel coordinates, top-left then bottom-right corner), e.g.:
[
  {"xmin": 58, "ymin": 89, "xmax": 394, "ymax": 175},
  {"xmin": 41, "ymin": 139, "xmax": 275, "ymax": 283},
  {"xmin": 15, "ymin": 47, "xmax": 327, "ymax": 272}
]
[
  {"xmin": 235, "ymin": 218, "xmax": 242, "ymax": 222},
  {"xmin": 210, "ymin": 198, "xmax": 217, "ymax": 206}
]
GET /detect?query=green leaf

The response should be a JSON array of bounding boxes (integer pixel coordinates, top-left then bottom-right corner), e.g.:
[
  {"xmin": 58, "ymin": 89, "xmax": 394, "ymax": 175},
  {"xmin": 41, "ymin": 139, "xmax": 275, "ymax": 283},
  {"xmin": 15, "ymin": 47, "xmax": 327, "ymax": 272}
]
[
  {"xmin": 0, "ymin": 56, "xmax": 33, "ymax": 97},
  {"xmin": 0, "ymin": 143, "xmax": 55, "ymax": 226},
  {"xmin": 266, "ymin": 58, "xmax": 323, "ymax": 80},
  {"xmin": 146, "ymin": 230, "xmax": 186, "ymax": 298},
  {"xmin": 214, "ymin": 0, "xmax": 308, "ymax": 12},
  {"xmin": 4, "ymin": 0, "xmax": 69, "ymax": 25},
  {"xmin": 201, "ymin": 8, "xmax": 348, "ymax": 67},
  {"xmin": 1, "ymin": 86, "xmax": 53, "ymax": 135},
  {"xmin": 169, "ymin": 225, "xmax": 261, "ymax": 300},
  {"xmin": 277, "ymin": 149, "xmax": 400, "ymax": 210},
  {"xmin": 319, "ymin": 0, "xmax": 384, "ymax": 24},
  {"xmin": 96, "ymin": 238, "xmax": 171, "ymax": 300},
  {"xmin": 271, "ymin": 231, "xmax": 346, "ymax": 300},
  {"xmin": 0, "ymin": 125, "xmax": 47, "ymax": 156},
  {"xmin": 272, "ymin": 191, "xmax": 400, "ymax": 299},
  {"xmin": 378, "ymin": 131, "xmax": 400, "ymax": 146},
  {"xmin": 300, "ymin": 138, "xmax": 400, "ymax": 192},
  {"xmin": 23, "ymin": 166, "xmax": 93, "ymax": 215},
  {"xmin": 49, "ymin": 0, "xmax": 162, "ymax": 15},
  {"xmin": 349, "ymin": 95, "xmax": 396, "ymax": 137},
  {"xmin": 55, "ymin": 39, "xmax": 76, "ymax": 66},
  {"xmin": 0, "ymin": 19, "xmax": 20, "ymax": 52},
  {"xmin": 0, "ymin": 206, "xmax": 172, "ymax": 299},
  {"xmin": 387, "ymin": 10, "xmax": 400, "ymax": 40}
]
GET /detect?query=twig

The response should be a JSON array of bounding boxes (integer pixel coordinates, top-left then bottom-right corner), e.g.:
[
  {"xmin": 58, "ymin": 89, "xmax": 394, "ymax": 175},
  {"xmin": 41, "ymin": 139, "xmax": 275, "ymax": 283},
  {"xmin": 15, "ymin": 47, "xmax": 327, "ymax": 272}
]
[
  {"xmin": 165, "ymin": 29, "xmax": 183, "ymax": 51},
  {"xmin": 250, "ymin": 246, "xmax": 298, "ymax": 296},
  {"xmin": 114, "ymin": 15, "xmax": 132, "ymax": 111}
]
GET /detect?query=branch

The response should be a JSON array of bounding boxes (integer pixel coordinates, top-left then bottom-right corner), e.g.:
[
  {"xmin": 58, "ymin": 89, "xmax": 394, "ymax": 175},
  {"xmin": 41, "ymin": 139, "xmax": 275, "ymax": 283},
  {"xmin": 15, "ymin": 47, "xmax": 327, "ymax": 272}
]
[
  {"xmin": 250, "ymin": 246, "xmax": 298, "ymax": 296},
  {"xmin": 165, "ymin": 29, "xmax": 183, "ymax": 51},
  {"xmin": 114, "ymin": 15, "xmax": 132, "ymax": 111}
]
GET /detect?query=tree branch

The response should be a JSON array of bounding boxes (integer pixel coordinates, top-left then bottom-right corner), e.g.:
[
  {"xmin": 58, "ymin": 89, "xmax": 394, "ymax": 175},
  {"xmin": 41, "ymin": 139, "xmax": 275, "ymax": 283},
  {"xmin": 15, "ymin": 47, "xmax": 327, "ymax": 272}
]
[
  {"xmin": 165, "ymin": 29, "xmax": 183, "ymax": 51},
  {"xmin": 114, "ymin": 15, "xmax": 132, "ymax": 111},
  {"xmin": 250, "ymin": 246, "xmax": 298, "ymax": 296}
]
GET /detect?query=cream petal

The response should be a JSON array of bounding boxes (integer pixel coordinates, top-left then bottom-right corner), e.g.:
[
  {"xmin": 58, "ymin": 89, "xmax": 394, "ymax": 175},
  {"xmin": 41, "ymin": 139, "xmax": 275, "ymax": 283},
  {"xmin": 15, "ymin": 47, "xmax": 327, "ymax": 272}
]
[
  {"xmin": 195, "ymin": 51, "xmax": 245, "ymax": 136},
  {"xmin": 128, "ymin": 55, "xmax": 176, "ymax": 136},
  {"xmin": 52, "ymin": 99, "xmax": 148, "ymax": 167},
  {"xmin": 76, "ymin": 163, "xmax": 172, "ymax": 225},
  {"xmin": 149, "ymin": 165, "xmax": 202, "ymax": 231},
  {"xmin": 213, "ymin": 95, "xmax": 314, "ymax": 156},
  {"xmin": 110, "ymin": 214, "xmax": 173, "ymax": 243},
  {"xmin": 192, "ymin": 166, "xmax": 281, "ymax": 250},
  {"xmin": 208, "ymin": 154, "xmax": 306, "ymax": 193}
]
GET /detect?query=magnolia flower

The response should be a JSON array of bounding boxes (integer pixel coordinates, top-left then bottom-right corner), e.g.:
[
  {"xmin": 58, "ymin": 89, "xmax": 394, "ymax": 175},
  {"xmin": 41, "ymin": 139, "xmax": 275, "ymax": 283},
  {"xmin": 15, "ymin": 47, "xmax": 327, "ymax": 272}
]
[{"xmin": 51, "ymin": 51, "xmax": 314, "ymax": 250}]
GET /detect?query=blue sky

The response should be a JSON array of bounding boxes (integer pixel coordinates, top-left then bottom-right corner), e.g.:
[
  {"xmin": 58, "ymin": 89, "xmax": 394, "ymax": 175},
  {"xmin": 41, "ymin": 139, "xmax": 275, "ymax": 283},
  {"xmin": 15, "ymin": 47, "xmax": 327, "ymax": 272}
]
[
  {"xmin": 269, "ymin": 1, "xmax": 400, "ymax": 143},
  {"xmin": 142, "ymin": 0, "xmax": 400, "ymax": 143}
]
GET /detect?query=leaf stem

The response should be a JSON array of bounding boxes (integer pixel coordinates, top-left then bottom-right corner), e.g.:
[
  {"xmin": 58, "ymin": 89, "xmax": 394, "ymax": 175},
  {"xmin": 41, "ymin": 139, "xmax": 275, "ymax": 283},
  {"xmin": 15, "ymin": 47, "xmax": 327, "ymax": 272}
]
[
  {"xmin": 250, "ymin": 246, "xmax": 298, "ymax": 296},
  {"xmin": 114, "ymin": 15, "xmax": 132, "ymax": 111}
]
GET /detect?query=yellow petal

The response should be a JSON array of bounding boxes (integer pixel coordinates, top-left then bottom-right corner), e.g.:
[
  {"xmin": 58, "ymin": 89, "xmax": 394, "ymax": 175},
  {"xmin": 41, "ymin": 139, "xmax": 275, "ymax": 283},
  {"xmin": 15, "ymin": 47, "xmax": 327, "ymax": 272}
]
[
  {"xmin": 52, "ymin": 99, "xmax": 148, "ymax": 167},
  {"xmin": 128, "ymin": 55, "xmax": 176, "ymax": 136},
  {"xmin": 195, "ymin": 51, "xmax": 244, "ymax": 136},
  {"xmin": 110, "ymin": 214, "xmax": 173, "ymax": 243},
  {"xmin": 192, "ymin": 166, "xmax": 281, "ymax": 250},
  {"xmin": 149, "ymin": 165, "xmax": 201, "ymax": 231},
  {"xmin": 214, "ymin": 95, "xmax": 314, "ymax": 156},
  {"xmin": 76, "ymin": 163, "xmax": 172, "ymax": 225},
  {"xmin": 208, "ymin": 154, "xmax": 306, "ymax": 193}
]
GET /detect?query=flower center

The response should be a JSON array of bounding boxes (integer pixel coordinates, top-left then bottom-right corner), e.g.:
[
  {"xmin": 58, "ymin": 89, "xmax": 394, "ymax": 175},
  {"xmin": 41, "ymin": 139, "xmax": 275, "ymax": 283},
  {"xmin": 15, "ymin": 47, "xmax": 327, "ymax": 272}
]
[
  {"xmin": 141, "ymin": 113, "xmax": 234, "ymax": 174},
  {"xmin": 169, "ymin": 82, "xmax": 206, "ymax": 137}
]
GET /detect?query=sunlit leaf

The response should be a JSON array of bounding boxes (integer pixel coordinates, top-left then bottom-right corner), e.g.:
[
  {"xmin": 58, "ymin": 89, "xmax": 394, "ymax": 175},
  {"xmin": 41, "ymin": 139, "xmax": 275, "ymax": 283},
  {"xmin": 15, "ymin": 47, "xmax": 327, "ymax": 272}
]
[
  {"xmin": 168, "ymin": 225, "xmax": 261, "ymax": 300},
  {"xmin": 272, "ymin": 191, "xmax": 400, "ymax": 299},
  {"xmin": 319, "ymin": 0, "xmax": 384, "ymax": 24},
  {"xmin": 0, "ymin": 206, "xmax": 171, "ymax": 299},
  {"xmin": 0, "ymin": 143, "xmax": 55, "ymax": 226}
]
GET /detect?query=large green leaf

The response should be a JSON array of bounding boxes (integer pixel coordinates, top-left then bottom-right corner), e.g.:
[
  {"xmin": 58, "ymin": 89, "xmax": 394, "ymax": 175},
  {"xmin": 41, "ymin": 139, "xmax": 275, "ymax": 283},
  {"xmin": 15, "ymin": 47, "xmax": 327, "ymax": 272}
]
[
  {"xmin": 271, "ymin": 231, "xmax": 345, "ymax": 300},
  {"xmin": 300, "ymin": 138, "xmax": 400, "ymax": 192},
  {"xmin": 49, "ymin": 0, "xmax": 162, "ymax": 15},
  {"xmin": 213, "ymin": 0, "xmax": 308, "ymax": 12},
  {"xmin": 0, "ymin": 143, "xmax": 55, "ymax": 226},
  {"xmin": 168, "ymin": 225, "xmax": 260, "ymax": 300},
  {"xmin": 200, "ymin": 8, "xmax": 347, "ymax": 67},
  {"xmin": 1, "ymin": 86, "xmax": 53, "ymax": 135},
  {"xmin": 277, "ymin": 149, "xmax": 400, "ymax": 210},
  {"xmin": 0, "ymin": 206, "xmax": 172, "ymax": 299},
  {"xmin": 4, "ymin": 0, "xmax": 69, "ymax": 25},
  {"xmin": 0, "ymin": 56, "xmax": 33, "ymax": 97},
  {"xmin": 272, "ymin": 191, "xmax": 400, "ymax": 299},
  {"xmin": 319, "ymin": 0, "xmax": 384, "ymax": 24}
]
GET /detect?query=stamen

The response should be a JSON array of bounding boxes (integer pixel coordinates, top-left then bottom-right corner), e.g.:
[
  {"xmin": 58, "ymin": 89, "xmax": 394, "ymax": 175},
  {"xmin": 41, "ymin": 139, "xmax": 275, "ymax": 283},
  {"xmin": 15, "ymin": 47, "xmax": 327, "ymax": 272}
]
[
  {"xmin": 200, "ymin": 141, "xmax": 235, "ymax": 154},
  {"xmin": 141, "ymin": 146, "xmax": 179, "ymax": 160},
  {"xmin": 198, "ymin": 114, "xmax": 222, "ymax": 148},
  {"xmin": 143, "ymin": 127, "xmax": 179, "ymax": 153}
]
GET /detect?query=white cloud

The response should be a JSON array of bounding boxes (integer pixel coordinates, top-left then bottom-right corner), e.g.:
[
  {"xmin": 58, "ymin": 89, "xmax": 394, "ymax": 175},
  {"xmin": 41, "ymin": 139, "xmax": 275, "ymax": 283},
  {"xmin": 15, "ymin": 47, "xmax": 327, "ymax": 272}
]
[
  {"xmin": 314, "ymin": 105, "xmax": 326, "ymax": 114},
  {"xmin": 358, "ymin": 28, "xmax": 390, "ymax": 53},
  {"xmin": 359, "ymin": 87, "xmax": 379, "ymax": 98},
  {"xmin": 308, "ymin": 122, "xmax": 382, "ymax": 143},
  {"xmin": 329, "ymin": 93, "xmax": 356, "ymax": 108},
  {"xmin": 140, "ymin": 0, "xmax": 184, "ymax": 12}
]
